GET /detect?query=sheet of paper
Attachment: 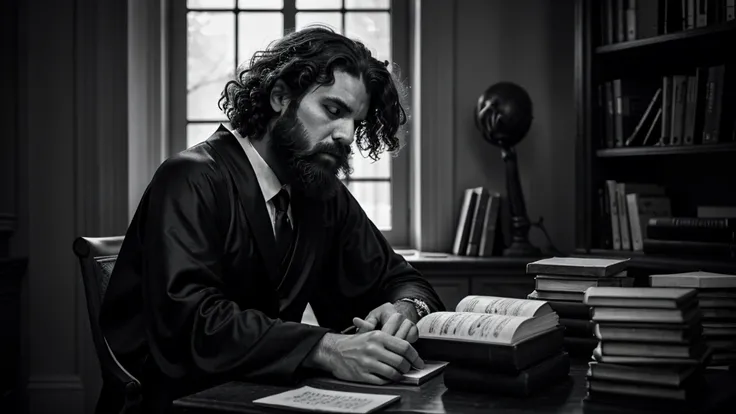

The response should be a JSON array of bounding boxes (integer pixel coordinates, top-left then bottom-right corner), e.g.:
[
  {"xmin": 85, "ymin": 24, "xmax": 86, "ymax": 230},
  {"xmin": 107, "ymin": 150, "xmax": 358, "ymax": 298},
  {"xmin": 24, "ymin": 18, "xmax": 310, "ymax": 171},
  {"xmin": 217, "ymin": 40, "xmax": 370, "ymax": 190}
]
[
  {"xmin": 252, "ymin": 386, "xmax": 400, "ymax": 413},
  {"xmin": 417, "ymin": 311, "xmax": 529, "ymax": 344},
  {"xmin": 455, "ymin": 295, "xmax": 547, "ymax": 316}
]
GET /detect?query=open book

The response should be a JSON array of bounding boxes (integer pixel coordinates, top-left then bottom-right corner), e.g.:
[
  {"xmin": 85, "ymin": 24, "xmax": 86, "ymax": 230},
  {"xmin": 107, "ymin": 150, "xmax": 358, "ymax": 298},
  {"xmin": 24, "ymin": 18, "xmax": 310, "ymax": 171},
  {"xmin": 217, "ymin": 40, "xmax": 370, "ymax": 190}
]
[
  {"xmin": 416, "ymin": 295, "xmax": 559, "ymax": 346},
  {"xmin": 253, "ymin": 386, "xmax": 400, "ymax": 413}
]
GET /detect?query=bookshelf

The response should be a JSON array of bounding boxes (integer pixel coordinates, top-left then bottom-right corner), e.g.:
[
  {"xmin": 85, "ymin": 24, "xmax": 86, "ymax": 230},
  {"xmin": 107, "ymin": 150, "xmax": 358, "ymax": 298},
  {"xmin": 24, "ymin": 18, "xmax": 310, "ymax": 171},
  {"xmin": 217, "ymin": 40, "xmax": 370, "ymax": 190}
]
[{"xmin": 574, "ymin": 0, "xmax": 736, "ymax": 273}]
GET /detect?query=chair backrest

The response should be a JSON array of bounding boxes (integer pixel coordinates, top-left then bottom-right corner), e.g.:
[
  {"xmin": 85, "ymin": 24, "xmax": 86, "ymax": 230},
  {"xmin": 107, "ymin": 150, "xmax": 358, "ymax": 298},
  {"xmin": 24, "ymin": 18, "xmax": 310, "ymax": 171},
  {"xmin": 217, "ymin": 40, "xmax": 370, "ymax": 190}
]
[{"xmin": 73, "ymin": 236, "xmax": 141, "ymax": 412}]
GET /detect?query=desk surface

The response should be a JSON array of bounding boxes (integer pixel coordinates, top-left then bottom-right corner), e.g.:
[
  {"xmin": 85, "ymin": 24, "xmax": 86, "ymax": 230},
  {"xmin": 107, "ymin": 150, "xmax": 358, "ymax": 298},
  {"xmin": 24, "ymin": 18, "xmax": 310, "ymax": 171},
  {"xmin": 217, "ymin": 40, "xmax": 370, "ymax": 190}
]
[{"xmin": 171, "ymin": 362, "xmax": 736, "ymax": 414}]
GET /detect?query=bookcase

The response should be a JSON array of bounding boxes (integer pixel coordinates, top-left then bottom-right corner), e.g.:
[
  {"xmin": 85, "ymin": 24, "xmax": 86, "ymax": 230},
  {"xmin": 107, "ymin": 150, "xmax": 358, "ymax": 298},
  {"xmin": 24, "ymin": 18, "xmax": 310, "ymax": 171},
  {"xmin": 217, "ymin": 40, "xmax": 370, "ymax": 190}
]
[{"xmin": 573, "ymin": 0, "xmax": 736, "ymax": 275}]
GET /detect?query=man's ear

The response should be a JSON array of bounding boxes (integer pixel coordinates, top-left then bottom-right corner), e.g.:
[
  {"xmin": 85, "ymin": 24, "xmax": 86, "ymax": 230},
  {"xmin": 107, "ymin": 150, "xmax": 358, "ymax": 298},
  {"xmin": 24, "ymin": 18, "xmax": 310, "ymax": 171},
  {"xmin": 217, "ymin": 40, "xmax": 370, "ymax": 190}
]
[{"xmin": 269, "ymin": 79, "xmax": 291, "ymax": 113}]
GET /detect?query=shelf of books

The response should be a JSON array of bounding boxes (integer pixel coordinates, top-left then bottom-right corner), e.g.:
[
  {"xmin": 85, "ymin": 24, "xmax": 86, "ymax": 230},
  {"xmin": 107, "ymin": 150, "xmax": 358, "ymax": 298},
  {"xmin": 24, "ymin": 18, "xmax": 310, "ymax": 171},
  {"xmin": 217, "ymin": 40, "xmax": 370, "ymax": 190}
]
[{"xmin": 575, "ymin": 0, "xmax": 735, "ymax": 270}]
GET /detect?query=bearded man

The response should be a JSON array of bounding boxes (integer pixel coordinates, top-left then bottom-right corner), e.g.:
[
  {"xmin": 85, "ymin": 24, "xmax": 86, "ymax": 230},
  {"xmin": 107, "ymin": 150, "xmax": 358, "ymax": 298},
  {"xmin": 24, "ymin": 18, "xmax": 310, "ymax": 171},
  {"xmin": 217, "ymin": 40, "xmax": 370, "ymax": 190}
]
[{"xmin": 99, "ymin": 26, "xmax": 444, "ymax": 412}]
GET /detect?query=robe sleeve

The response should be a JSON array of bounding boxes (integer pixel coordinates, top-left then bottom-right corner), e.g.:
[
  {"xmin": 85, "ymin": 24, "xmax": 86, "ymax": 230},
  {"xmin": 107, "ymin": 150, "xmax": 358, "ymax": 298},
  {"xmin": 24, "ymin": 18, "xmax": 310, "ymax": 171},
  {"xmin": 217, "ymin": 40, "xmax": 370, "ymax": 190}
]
[
  {"xmin": 310, "ymin": 186, "xmax": 445, "ymax": 329},
  {"xmin": 141, "ymin": 155, "xmax": 330, "ymax": 384}
]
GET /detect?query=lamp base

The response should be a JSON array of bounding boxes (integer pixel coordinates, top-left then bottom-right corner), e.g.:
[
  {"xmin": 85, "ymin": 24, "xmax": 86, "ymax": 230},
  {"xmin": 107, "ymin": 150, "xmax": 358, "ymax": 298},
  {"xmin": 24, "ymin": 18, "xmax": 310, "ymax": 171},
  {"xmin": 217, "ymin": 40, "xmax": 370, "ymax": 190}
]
[
  {"xmin": 503, "ymin": 215, "xmax": 542, "ymax": 257},
  {"xmin": 503, "ymin": 240, "xmax": 542, "ymax": 257}
]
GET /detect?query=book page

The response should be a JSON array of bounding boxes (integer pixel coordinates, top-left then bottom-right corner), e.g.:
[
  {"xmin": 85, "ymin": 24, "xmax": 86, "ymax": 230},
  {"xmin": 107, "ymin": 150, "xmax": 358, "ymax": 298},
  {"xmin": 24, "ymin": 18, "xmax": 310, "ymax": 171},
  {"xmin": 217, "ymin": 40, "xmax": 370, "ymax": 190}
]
[
  {"xmin": 455, "ymin": 295, "xmax": 547, "ymax": 316},
  {"xmin": 416, "ymin": 311, "xmax": 528, "ymax": 344},
  {"xmin": 252, "ymin": 386, "xmax": 400, "ymax": 413}
]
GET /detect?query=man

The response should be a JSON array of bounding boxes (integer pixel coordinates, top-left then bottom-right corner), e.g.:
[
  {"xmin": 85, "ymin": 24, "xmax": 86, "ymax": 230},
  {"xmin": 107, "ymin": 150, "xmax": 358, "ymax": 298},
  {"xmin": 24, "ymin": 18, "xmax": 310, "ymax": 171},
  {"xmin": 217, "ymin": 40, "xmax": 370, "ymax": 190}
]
[{"xmin": 100, "ymin": 26, "xmax": 444, "ymax": 412}]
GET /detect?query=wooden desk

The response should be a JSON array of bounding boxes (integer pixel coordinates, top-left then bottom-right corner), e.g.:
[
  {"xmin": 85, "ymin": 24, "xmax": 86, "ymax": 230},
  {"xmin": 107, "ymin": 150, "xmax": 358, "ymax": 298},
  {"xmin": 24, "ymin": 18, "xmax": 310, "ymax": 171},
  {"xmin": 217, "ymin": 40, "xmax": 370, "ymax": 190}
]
[{"xmin": 171, "ymin": 361, "xmax": 736, "ymax": 413}]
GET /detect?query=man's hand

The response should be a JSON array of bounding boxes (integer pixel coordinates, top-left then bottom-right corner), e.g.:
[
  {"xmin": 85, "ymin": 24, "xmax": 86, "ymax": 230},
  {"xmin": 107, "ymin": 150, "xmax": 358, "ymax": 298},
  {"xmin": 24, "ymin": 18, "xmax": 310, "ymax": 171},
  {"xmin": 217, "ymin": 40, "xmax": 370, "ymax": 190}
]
[
  {"xmin": 352, "ymin": 302, "xmax": 419, "ymax": 343},
  {"xmin": 304, "ymin": 331, "xmax": 425, "ymax": 385}
]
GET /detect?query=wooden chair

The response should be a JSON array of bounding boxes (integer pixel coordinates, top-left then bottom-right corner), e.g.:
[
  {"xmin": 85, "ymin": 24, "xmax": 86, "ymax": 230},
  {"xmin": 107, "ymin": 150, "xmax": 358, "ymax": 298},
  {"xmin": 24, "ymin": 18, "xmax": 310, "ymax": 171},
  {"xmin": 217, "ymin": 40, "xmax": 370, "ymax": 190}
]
[{"xmin": 73, "ymin": 236, "xmax": 141, "ymax": 413}]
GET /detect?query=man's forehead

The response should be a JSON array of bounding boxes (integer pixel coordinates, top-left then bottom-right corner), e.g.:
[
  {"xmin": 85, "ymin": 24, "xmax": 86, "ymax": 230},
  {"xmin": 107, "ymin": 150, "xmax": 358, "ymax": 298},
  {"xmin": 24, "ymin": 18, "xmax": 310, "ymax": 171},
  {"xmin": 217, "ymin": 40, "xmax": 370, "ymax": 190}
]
[{"xmin": 310, "ymin": 71, "xmax": 370, "ymax": 117}]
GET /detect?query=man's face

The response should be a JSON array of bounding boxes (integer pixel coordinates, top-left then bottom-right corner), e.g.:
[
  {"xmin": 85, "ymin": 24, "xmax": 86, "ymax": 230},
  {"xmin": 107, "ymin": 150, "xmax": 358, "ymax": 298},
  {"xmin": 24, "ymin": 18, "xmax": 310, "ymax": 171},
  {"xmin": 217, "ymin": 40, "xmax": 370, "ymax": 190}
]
[{"xmin": 269, "ymin": 70, "xmax": 370, "ymax": 199}]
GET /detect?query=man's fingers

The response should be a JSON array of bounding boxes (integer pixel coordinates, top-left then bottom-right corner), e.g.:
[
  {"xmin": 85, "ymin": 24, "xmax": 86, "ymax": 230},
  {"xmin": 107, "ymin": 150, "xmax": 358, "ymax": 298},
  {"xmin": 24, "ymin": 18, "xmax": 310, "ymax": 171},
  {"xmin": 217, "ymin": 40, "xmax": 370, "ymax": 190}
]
[
  {"xmin": 406, "ymin": 325, "xmax": 419, "ymax": 343},
  {"xmin": 367, "ymin": 360, "xmax": 403, "ymax": 383},
  {"xmin": 380, "ymin": 313, "xmax": 403, "ymax": 336},
  {"xmin": 353, "ymin": 317, "xmax": 375, "ymax": 333},
  {"xmin": 394, "ymin": 319, "xmax": 414, "ymax": 340},
  {"xmin": 381, "ymin": 335, "xmax": 424, "ymax": 369},
  {"xmin": 372, "ymin": 346, "xmax": 412, "ymax": 374},
  {"xmin": 360, "ymin": 373, "xmax": 390, "ymax": 386}
]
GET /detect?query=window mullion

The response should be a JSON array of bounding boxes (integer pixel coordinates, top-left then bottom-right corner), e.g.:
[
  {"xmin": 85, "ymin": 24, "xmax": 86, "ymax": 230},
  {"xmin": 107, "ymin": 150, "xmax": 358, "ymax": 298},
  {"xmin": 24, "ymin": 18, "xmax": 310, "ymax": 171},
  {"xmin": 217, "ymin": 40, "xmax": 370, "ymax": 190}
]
[{"xmin": 283, "ymin": 0, "xmax": 296, "ymax": 33}]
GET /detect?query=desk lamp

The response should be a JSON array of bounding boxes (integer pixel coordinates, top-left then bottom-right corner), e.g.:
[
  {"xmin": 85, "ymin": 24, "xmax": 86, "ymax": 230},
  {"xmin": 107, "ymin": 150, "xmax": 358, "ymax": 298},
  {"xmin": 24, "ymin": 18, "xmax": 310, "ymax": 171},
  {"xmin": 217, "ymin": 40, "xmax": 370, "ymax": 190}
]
[{"xmin": 474, "ymin": 81, "xmax": 541, "ymax": 257}]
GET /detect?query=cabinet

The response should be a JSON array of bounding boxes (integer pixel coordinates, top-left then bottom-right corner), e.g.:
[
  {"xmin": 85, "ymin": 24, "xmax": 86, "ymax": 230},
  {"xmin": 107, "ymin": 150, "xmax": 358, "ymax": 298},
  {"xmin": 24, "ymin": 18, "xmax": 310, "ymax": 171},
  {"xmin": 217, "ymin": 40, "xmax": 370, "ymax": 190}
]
[
  {"xmin": 0, "ymin": 258, "xmax": 27, "ymax": 413},
  {"xmin": 408, "ymin": 254, "xmax": 536, "ymax": 310}
]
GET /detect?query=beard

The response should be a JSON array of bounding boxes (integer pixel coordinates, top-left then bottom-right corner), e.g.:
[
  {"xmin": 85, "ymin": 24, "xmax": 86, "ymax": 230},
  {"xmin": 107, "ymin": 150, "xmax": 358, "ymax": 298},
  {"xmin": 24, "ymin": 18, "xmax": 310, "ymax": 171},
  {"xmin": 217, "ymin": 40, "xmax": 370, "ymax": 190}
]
[{"xmin": 268, "ymin": 104, "xmax": 352, "ymax": 201}]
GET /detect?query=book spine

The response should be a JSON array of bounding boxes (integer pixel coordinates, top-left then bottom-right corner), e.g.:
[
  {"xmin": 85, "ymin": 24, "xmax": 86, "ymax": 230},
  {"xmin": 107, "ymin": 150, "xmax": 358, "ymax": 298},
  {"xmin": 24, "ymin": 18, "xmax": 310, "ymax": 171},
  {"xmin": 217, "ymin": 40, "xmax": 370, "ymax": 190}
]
[
  {"xmin": 642, "ymin": 238, "xmax": 735, "ymax": 257},
  {"xmin": 606, "ymin": 180, "xmax": 622, "ymax": 250}
]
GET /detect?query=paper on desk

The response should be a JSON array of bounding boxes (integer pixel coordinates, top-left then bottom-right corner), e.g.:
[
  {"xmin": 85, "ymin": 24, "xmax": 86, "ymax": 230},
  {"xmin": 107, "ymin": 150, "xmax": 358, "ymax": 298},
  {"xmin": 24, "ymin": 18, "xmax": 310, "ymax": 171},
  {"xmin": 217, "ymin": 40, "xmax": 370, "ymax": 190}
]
[{"xmin": 252, "ymin": 386, "xmax": 401, "ymax": 413}]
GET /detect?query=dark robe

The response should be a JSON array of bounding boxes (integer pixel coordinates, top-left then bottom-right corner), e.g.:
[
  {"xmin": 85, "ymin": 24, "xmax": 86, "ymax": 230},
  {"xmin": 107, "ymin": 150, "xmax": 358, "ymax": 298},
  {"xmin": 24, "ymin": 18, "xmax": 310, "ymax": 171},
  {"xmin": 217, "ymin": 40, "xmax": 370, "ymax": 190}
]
[{"xmin": 99, "ymin": 125, "xmax": 445, "ymax": 412}]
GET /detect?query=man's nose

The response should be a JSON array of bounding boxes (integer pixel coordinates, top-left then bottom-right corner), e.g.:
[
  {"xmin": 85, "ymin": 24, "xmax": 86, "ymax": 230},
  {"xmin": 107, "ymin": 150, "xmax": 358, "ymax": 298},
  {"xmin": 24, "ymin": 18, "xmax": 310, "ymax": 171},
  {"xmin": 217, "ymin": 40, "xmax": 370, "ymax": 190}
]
[{"xmin": 332, "ymin": 119, "xmax": 356, "ymax": 146}]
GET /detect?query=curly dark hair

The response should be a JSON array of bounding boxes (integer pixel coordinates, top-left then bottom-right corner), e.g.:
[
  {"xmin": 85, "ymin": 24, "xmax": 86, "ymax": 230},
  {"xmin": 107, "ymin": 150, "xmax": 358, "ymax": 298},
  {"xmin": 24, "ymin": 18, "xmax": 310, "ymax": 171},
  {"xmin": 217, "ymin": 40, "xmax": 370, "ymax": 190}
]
[{"xmin": 218, "ymin": 25, "xmax": 408, "ymax": 161}]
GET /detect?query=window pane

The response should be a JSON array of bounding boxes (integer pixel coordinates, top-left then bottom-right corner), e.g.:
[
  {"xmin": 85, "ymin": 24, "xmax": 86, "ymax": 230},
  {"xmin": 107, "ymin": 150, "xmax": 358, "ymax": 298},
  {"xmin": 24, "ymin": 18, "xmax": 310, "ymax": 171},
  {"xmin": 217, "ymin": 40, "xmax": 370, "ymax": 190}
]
[
  {"xmin": 345, "ymin": 12, "xmax": 390, "ymax": 62},
  {"xmin": 296, "ymin": 0, "xmax": 342, "ymax": 10},
  {"xmin": 188, "ymin": 0, "xmax": 235, "ymax": 9},
  {"xmin": 238, "ymin": 12, "xmax": 284, "ymax": 67},
  {"xmin": 187, "ymin": 12, "xmax": 235, "ymax": 121},
  {"xmin": 238, "ymin": 0, "xmax": 283, "ymax": 9},
  {"xmin": 295, "ymin": 12, "xmax": 343, "ymax": 32},
  {"xmin": 351, "ymin": 152, "xmax": 390, "ymax": 178},
  {"xmin": 187, "ymin": 123, "xmax": 223, "ymax": 148},
  {"xmin": 347, "ymin": 181, "xmax": 392, "ymax": 230},
  {"xmin": 345, "ymin": 0, "xmax": 389, "ymax": 9}
]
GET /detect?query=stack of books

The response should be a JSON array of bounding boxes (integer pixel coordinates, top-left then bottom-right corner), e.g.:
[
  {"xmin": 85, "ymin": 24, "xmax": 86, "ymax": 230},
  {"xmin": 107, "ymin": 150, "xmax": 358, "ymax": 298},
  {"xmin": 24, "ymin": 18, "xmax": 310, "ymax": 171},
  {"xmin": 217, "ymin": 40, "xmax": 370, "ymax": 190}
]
[
  {"xmin": 583, "ymin": 286, "xmax": 710, "ymax": 408},
  {"xmin": 650, "ymin": 271, "xmax": 736, "ymax": 368},
  {"xmin": 413, "ymin": 295, "xmax": 570, "ymax": 396},
  {"xmin": 526, "ymin": 257, "xmax": 632, "ymax": 357}
]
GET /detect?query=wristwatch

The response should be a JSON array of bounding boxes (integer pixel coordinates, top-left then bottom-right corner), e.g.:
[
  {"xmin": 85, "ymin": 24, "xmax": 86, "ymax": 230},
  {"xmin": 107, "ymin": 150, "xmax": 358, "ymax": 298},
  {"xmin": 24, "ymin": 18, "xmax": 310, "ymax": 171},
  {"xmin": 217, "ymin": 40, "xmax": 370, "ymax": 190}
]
[{"xmin": 397, "ymin": 298, "xmax": 431, "ymax": 319}]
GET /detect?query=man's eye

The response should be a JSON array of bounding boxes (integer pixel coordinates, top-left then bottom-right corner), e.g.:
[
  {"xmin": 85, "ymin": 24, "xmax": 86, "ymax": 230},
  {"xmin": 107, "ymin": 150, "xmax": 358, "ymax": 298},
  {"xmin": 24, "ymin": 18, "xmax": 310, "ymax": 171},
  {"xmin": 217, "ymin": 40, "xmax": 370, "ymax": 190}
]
[{"xmin": 325, "ymin": 105, "xmax": 341, "ymax": 116}]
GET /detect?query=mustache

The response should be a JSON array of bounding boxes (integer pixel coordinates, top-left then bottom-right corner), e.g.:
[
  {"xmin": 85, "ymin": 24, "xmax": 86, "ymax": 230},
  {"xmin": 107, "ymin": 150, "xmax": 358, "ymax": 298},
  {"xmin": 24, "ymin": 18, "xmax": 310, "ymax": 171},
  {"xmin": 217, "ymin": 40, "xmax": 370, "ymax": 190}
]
[{"xmin": 309, "ymin": 142, "xmax": 352, "ymax": 160}]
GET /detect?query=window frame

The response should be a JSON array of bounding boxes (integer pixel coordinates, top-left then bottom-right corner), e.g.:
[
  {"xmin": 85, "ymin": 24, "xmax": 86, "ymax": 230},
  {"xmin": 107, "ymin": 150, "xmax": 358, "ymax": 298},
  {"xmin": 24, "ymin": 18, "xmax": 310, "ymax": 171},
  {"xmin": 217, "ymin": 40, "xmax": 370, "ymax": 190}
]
[{"xmin": 168, "ymin": 0, "xmax": 410, "ymax": 247}]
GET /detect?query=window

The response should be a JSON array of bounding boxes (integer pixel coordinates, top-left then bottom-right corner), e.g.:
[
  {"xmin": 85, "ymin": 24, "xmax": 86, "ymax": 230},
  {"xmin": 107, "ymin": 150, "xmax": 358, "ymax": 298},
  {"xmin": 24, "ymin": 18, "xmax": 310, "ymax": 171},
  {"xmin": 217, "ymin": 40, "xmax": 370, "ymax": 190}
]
[{"xmin": 170, "ymin": 0, "xmax": 409, "ymax": 245}]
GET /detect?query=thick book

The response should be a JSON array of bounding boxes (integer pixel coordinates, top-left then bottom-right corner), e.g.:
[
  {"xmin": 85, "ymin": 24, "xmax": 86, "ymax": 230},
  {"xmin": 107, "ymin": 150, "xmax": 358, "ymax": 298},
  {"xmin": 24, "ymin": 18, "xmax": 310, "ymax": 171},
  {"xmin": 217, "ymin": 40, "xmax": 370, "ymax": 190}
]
[
  {"xmin": 650, "ymin": 271, "xmax": 736, "ymax": 289},
  {"xmin": 465, "ymin": 187, "xmax": 490, "ymax": 256},
  {"xmin": 646, "ymin": 217, "xmax": 735, "ymax": 243},
  {"xmin": 526, "ymin": 257, "xmax": 629, "ymax": 278},
  {"xmin": 452, "ymin": 188, "xmax": 478, "ymax": 256},
  {"xmin": 591, "ymin": 305, "xmax": 701, "ymax": 324},
  {"xmin": 583, "ymin": 286, "xmax": 698, "ymax": 309},
  {"xmin": 252, "ymin": 386, "xmax": 401, "ymax": 413},
  {"xmin": 588, "ymin": 361, "xmax": 698, "ymax": 388},
  {"xmin": 598, "ymin": 341, "xmax": 708, "ymax": 359},
  {"xmin": 594, "ymin": 321, "xmax": 702, "ymax": 344},
  {"xmin": 592, "ymin": 344, "xmax": 712, "ymax": 366},
  {"xmin": 442, "ymin": 352, "xmax": 570, "ymax": 396},
  {"xmin": 529, "ymin": 289, "xmax": 585, "ymax": 302},
  {"xmin": 586, "ymin": 375, "xmax": 706, "ymax": 402},
  {"xmin": 414, "ymin": 295, "xmax": 563, "ymax": 373},
  {"xmin": 535, "ymin": 273, "xmax": 633, "ymax": 293},
  {"xmin": 416, "ymin": 295, "xmax": 558, "ymax": 345}
]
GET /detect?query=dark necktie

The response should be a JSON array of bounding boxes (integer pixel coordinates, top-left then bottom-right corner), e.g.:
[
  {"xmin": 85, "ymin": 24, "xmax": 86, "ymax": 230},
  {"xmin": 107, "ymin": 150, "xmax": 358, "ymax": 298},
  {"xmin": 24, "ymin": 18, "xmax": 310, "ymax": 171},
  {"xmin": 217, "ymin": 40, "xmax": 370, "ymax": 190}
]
[{"xmin": 273, "ymin": 188, "xmax": 293, "ymax": 263}]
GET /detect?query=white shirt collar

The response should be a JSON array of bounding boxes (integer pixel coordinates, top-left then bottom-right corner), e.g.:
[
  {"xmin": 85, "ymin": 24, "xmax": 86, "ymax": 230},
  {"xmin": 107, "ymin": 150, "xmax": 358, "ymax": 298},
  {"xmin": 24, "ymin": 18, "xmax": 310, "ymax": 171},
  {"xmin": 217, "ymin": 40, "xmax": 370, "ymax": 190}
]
[{"xmin": 229, "ymin": 126, "xmax": 288, "ymax": 204}]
